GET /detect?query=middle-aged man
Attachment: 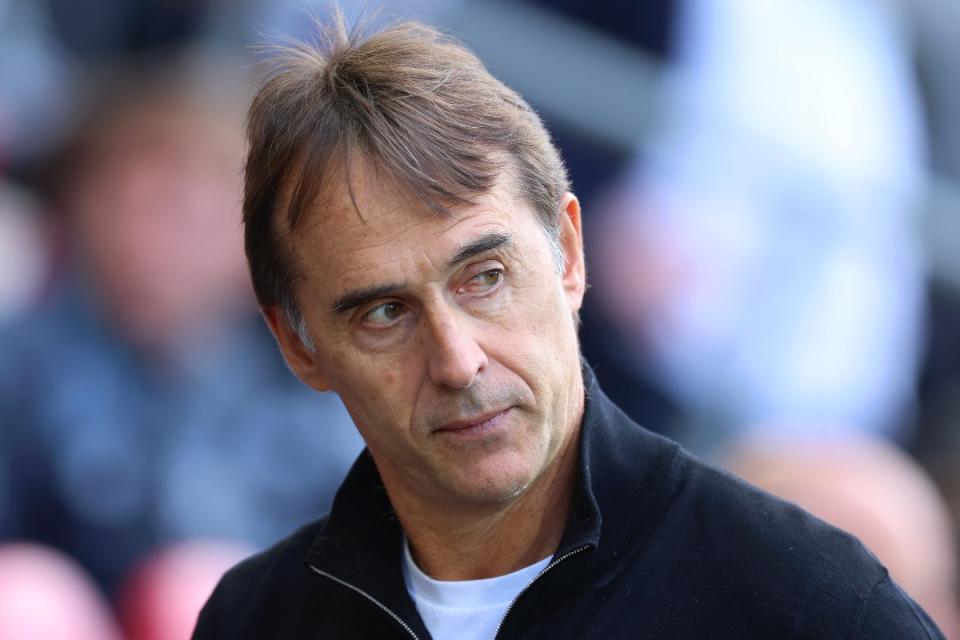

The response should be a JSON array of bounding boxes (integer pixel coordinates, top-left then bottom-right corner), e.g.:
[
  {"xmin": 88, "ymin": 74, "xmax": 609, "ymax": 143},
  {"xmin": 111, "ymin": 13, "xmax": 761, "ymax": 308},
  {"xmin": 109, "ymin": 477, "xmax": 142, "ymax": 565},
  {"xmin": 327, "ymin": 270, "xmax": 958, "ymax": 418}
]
[{"xmin": 194, "ymin": 15, "xmax": 944, "ymax": 640}]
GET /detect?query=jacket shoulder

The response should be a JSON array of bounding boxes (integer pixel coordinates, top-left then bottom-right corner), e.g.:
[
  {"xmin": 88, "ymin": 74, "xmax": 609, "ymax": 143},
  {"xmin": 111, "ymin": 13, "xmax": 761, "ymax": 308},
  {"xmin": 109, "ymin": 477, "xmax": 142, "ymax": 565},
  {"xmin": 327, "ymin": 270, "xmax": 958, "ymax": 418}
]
[{"xmin": 664, "ymin": 453, "xmax": 942, "ymax": 638}]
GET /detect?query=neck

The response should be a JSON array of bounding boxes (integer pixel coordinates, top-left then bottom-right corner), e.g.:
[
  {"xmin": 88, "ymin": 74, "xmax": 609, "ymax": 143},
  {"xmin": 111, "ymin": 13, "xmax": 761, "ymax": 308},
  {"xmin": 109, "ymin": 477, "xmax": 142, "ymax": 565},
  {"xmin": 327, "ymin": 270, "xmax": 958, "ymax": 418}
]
[{"xmin": 394, "ymin": 414, "xmax": 582, "ymax": 581}]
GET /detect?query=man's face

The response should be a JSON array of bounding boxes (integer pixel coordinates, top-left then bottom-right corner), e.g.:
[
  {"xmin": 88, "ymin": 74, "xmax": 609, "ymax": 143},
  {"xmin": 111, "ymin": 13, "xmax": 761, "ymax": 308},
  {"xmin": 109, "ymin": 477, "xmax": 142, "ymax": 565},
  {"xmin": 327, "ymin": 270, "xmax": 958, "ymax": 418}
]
[{"xmin": 271, "ymin": 161, "xmax": 586, "ymax": 510}]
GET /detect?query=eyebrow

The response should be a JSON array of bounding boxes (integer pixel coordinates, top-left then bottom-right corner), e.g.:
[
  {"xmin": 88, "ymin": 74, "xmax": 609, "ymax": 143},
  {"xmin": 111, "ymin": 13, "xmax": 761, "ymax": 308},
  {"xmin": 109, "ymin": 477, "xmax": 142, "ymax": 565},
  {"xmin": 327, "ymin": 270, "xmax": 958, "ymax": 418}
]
[
  {"xmin": 330, "ymin": 232, "xmax": 513, "ymax": 316},
  {"xmin": 447, "ymin": 232, "xmax": 512, "ymax": 268}
]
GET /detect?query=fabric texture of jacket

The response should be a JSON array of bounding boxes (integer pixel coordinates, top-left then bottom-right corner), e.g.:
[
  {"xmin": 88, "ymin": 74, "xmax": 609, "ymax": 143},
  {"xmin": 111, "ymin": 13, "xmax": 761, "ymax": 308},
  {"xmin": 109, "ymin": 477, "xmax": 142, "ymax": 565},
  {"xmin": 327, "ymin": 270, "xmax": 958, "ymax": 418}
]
[{"xmin": 194, "ymin": 368, "xmax": 943, "ymax": 639}]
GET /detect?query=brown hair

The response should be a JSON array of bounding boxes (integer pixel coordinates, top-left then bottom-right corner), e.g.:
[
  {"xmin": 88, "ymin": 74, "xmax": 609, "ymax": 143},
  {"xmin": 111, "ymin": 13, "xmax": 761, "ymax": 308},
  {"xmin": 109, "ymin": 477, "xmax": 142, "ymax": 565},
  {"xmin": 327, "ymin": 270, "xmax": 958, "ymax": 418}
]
[{"xmin": 243, "ymin": 13, "xmax": 570, "ymax": 334}]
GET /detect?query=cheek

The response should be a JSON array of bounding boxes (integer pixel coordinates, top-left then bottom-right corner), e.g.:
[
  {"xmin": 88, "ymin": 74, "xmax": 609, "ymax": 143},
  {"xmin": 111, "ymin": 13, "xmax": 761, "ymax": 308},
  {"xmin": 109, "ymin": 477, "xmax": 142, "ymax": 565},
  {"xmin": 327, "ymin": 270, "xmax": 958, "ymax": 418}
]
[
  {"xmin": 333, "ymin": 352, "xmax": 416, "ymax": 421},
  {"xmin": 319, "ymin": 321, "xmax": 418, "ymax": 394},
  {"xmin": 505, "ymin": 275, "xmax": 571, "ymax": 337},
  {"xmin": 336, "ymin": 381, "xmax": 403, "ymax": 450},
  {"xmin": 384, "ymin": 369, "xmax": 399, "ymax": 387},
  {"xmin": 493, "ymin": 296, "xmax": 569, "ymax": 372},
  {"xmin": 507, "ymin": 286, "xmax": 580, "ymax": 384}
]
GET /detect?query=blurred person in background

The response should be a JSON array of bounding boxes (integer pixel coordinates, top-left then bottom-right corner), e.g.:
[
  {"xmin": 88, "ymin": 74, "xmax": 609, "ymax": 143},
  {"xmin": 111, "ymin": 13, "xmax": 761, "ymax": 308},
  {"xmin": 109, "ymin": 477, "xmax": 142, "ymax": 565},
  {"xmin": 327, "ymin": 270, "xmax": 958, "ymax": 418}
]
[
  {"xmin": 589, "ymin": 0, "xmax": 927, "ymax": 452},
  {"xmin": 0, "ymin": 64, "xmax": 362, "ymax": 636},
  {"xmin": 722, "ymin": 435, "xmax": 960, "ymax": 638}
]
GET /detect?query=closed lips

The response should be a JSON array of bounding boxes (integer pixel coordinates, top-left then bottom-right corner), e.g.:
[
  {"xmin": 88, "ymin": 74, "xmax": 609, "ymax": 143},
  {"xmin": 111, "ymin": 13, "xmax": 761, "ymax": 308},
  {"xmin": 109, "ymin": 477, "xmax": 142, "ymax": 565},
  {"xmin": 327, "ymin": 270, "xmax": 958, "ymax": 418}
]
[{"xmin": 436, "ymin": 408, "xmax": 510, "ymax": 433}]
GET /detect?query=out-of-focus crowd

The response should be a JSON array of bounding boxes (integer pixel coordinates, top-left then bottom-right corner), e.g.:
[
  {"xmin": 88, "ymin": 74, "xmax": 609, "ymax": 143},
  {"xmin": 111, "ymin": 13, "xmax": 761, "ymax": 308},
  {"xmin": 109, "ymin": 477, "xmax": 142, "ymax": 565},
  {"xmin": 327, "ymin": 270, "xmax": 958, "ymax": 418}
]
[{"xmin": 1, "ymin": 0, "xmax": 959, "ymax": 638}]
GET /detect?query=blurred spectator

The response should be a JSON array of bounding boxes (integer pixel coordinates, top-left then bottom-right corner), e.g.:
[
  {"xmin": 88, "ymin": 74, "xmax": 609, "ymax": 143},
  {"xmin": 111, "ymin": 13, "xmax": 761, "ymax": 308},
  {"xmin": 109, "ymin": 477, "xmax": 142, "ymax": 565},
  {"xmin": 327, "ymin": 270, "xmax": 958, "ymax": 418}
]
[
  {"xmin": 591, "ymin": 0, "xmax": 928, "ymax": 449},
  {"xmin": 0, "ymin": 66, "xmax": 363, "ymax": 601},
  {"xmin": 722, "ymin": 435, "xmax": 960, "ymax": 639},
  {"xmin": 57, "ymin": 69, "xmax": 251, "ymax": 351}
]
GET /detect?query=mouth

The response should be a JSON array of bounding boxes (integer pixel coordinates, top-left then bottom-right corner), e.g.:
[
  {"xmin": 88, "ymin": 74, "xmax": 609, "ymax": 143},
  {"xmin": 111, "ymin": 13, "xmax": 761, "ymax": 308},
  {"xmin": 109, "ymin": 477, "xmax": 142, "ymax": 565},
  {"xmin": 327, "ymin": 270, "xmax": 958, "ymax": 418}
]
[{"xmin": 435, "ymin": 407, "xmax": 512, "ymax": 436}]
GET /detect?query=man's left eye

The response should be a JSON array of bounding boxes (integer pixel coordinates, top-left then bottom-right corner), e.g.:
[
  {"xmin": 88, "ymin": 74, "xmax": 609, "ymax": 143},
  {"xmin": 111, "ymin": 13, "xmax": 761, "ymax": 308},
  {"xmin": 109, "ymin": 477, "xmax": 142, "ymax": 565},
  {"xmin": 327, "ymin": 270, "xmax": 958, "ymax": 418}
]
[{"xmin": 466, "ymin": 269, "xmax": 502, "ymax": 292}]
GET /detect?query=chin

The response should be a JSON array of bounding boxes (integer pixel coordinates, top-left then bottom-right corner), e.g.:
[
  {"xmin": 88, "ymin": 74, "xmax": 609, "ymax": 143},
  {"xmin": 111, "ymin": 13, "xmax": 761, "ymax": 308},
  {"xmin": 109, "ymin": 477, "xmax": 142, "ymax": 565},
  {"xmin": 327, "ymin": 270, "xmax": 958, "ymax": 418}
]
[{"xmin": 441, "ymin": 461, "xmax": 538, "ymax": 505}]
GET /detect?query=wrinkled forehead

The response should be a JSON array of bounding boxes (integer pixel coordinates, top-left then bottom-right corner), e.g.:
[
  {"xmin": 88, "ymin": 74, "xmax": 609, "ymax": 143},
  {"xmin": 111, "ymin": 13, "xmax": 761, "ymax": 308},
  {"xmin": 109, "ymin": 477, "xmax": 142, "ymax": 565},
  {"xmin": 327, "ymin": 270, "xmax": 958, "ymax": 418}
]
[
  {"xmin": 276, "ymin": 151, "xmax": 529, "ymax": 257},
  {"xmin": 282, "ymin": 171, "xmax": 544, "ymax": 313}
]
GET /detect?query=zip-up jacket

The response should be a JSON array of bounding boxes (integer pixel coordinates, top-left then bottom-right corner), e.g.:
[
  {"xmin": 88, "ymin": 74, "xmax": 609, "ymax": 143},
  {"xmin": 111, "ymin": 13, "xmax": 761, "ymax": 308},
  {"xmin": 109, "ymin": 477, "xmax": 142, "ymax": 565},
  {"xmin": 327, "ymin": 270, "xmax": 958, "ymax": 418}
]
[{"xmin": 194, "ymin": 369, "xmax": 943, "ymax": 639}]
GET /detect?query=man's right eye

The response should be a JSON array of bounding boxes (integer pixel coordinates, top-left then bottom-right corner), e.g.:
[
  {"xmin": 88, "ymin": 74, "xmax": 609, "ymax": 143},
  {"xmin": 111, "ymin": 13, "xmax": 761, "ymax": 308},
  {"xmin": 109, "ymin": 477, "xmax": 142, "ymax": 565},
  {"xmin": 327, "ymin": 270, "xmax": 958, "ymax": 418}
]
[{"xmin": 362, "ymin": 301, "xmax": 405, "ymax": 328}]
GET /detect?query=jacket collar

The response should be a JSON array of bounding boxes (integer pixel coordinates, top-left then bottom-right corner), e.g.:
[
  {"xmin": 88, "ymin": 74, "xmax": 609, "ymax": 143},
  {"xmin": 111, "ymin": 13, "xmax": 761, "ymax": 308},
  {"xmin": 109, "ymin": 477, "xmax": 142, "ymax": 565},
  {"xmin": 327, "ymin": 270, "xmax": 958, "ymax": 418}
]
[
  {"xmin": 304, "ymin": 364, "xmax": 681, "ymax": 626},
  {"xmin": 559, "ymin": 366, "xmax": 681, "ymax": 587}
]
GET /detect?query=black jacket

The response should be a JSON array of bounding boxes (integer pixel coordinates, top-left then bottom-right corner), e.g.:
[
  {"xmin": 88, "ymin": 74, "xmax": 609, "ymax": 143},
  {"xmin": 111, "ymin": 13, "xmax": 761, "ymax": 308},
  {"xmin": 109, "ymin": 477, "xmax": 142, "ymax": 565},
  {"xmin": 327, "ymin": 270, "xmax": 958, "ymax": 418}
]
[{"xmin": 194, "ymin": 371, "xmax": 943, "ymax": 639}]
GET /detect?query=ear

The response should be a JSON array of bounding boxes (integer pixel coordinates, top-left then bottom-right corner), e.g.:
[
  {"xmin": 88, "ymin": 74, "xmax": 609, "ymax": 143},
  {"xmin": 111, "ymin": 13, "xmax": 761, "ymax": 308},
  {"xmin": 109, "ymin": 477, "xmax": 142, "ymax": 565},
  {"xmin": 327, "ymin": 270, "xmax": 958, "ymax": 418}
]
[
  {"xmin": 558, "ymin": 192, "xmax": 586, "ymax": 313},
  {"xmin": 262, "ymin": 306, "xmax": 333, "ymax": 392}
]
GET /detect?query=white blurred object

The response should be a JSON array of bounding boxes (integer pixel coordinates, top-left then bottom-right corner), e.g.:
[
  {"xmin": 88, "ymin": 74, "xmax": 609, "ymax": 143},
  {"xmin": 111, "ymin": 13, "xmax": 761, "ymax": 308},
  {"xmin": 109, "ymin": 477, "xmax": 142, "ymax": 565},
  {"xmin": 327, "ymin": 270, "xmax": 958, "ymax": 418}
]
[
  {"xmin": 634, "ymin": 0, "xmax": 927, "ymax": 436},
  {"xmin": 0, "ymin": 184, "xmax": 47, "ymax": 324}
]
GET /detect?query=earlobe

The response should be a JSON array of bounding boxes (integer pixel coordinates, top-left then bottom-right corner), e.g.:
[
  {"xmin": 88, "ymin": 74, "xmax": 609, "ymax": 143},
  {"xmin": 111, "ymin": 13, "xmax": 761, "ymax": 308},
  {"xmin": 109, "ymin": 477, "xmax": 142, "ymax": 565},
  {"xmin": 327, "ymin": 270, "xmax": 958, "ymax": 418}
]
[
  {"xmin": 262, "ymin": 306, "xmax": 333, "ymax": 392},
  {"xmin": 558, "ymin": 192, "xmax": 586, "ymax": 312}
]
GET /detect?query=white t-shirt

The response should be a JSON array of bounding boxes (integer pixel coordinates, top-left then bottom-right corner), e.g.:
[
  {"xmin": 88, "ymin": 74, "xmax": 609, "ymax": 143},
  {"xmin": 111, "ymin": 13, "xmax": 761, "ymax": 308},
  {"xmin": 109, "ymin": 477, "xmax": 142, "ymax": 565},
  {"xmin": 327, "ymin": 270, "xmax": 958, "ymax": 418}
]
[{"xmin": 402, "ymin": 540, "xmax": 552, "ymax": 640}]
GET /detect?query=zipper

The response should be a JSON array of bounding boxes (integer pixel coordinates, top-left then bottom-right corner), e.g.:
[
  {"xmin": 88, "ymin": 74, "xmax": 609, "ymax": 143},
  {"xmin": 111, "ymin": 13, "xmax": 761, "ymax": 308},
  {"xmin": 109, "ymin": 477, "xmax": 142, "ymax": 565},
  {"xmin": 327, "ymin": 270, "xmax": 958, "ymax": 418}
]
[
  {"xmin": 307, "ymin": 564, "xmax": 420, "ymax": 640},
  {"xmin": 493, "ymin": 544, "xmax": 591, "ymax": 640}
]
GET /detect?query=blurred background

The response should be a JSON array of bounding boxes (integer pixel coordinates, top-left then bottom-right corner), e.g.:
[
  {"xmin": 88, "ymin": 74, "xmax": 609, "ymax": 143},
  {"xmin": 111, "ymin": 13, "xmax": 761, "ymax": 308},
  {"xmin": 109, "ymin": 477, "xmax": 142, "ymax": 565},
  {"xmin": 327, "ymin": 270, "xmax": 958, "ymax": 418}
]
[{"xmin": 0, "ymin": 0, "xmax": 958, "ymax": 637}]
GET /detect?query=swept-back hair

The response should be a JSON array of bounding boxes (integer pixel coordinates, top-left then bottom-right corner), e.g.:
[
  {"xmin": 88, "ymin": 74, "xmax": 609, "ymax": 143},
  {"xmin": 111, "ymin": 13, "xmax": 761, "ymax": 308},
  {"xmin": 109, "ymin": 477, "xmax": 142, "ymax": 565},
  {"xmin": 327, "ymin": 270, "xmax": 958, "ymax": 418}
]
[{"xmin": 243, "ymin": 12, "xmax": 569, "ymax": 335}]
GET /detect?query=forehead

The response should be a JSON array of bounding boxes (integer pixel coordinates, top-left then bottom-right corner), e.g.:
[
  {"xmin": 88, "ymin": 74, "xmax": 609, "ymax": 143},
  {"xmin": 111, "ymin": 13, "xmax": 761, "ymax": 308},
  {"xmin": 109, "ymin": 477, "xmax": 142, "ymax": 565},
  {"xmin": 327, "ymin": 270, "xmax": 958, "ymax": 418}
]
[{"xmin": 287, "ymin": 159, "xmax": 536, "ymax": 284}]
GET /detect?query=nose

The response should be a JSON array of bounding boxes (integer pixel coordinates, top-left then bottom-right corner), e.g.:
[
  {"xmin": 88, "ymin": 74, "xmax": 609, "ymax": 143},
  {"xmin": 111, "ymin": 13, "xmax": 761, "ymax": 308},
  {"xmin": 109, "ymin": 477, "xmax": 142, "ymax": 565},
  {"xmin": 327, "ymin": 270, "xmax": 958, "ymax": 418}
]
[{"xmin": 423, "ymin": 306, "xmax": 487, "ymax": 390}]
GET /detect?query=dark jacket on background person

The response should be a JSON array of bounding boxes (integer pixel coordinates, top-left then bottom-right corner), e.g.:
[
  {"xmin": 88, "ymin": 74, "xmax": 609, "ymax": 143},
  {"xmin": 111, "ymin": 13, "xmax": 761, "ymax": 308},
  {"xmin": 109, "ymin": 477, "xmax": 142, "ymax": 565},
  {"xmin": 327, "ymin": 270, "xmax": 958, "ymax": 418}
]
[{"xmin": 193, "ymin": 368, "xmax": 943, "ymax": 639}]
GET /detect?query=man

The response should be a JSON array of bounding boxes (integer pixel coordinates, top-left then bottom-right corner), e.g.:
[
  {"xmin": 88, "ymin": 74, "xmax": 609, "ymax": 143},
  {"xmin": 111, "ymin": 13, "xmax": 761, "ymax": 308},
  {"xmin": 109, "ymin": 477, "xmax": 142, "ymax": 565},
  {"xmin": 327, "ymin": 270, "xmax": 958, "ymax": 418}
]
[{"xmin": 194, "ymin": 15, "xmax": 944, "ymax": 640}]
